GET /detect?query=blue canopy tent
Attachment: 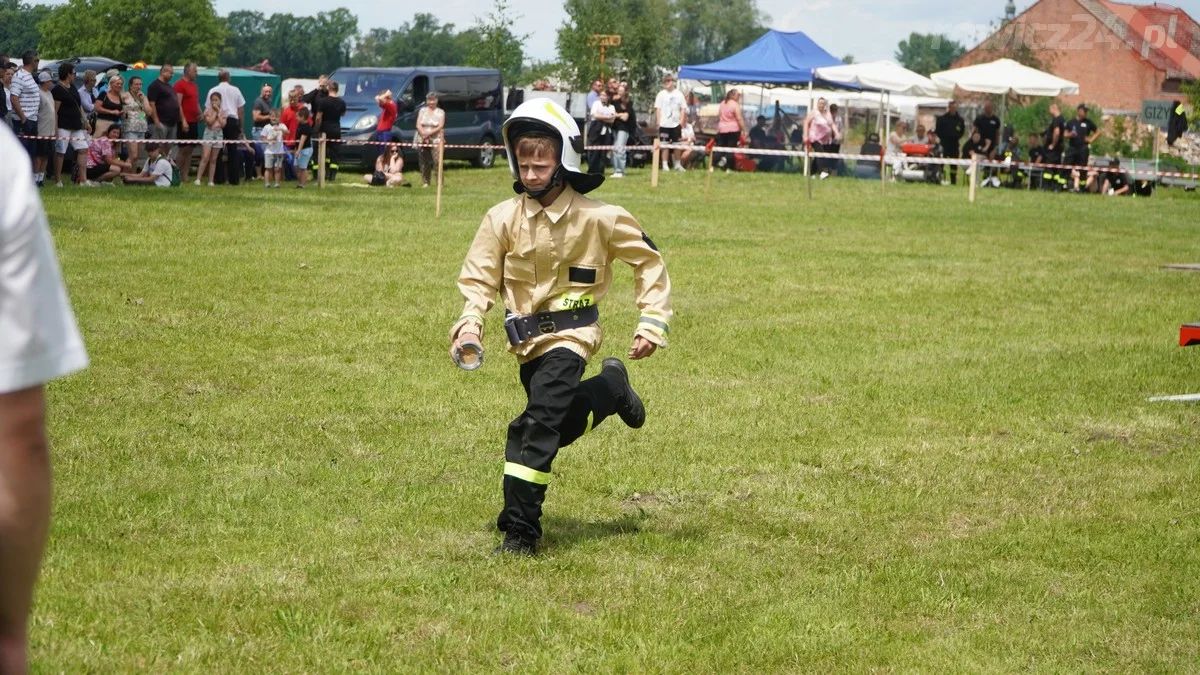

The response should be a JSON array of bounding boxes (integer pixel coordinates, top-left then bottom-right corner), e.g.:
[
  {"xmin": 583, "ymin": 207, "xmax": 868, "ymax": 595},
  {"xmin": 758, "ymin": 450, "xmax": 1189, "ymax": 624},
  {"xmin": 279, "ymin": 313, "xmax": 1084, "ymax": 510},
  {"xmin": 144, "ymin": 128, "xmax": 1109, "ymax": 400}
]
[
  {"xmin": 679, "ymin": 29, "xmax": 846, "ymax": 85},
  {"xmin": 679, "ymin": 30, "xmax": 854, "ymax": 183}
]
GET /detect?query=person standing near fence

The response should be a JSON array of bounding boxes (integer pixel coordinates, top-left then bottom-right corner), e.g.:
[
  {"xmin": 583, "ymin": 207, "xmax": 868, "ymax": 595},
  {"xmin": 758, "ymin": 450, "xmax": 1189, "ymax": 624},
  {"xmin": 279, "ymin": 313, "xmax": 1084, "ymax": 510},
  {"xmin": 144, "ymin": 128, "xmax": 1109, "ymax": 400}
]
[
  {"xmin": 9, "ymin": 51, "xmax": 41, "ymax": 163},
  {"xmin": 146, "ymin": 65, "xmax": 179, "ymax": 154},
  {"xmin": 611, "ymin": 83, "xmax": 635, "ymax": 179},
  {"xmin": 0, "ymin": 122, "xmax": 89, "ymax": 675},
  {"xmin": 587, "ymin": 89, "xmax": 615, "ymax": 175},
  {"xmin": 714, "ymin": 89, "xmax": 748, "ymax": 172},
  {"xmin": 121, "ymin": 76, "xmax": 151, "ymax": 169},
  {"xmin": 935, "ymin": 100, "xmax": 965, "ymax": 185},
  {"xmin": 374, "ymin": 89, "xmax": 398, "ymax": 156},
  {"xmin": 313, "ymin": 81, "xmax": 345, "ymax": 181},
  {"xmin": 654, "ymin": 74, "xmax": 688, "ymax": 172},
  {"xmin": 174, "ymin": 63, "xmax": 201, "ymax": 183},
  {"xmin": 207, "ymin": 70, "xmax": 245, "ymax": 186},
  {"xmin": 52, "ymin": 63, "xmax": 89, "ymax": 187},
  {"xmin": 804, "ymin": 97, "xmax": 836, "ymax": 179},
  {"xmin": 415, "ymin": 92, "xmax": 444, "ymax": 188}
]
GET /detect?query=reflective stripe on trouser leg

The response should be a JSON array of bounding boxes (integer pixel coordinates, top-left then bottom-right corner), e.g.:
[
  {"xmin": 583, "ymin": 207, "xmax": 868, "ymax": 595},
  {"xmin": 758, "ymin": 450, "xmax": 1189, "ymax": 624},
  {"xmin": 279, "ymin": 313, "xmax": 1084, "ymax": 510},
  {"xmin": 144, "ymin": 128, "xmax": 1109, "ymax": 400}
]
[
  {"xmin": 504, "ymin": 461, "xmax": 550, "ymax": 485},
  {"xmin": 497, "ymin": 349, "xmax": 587, "ymax": 542}
]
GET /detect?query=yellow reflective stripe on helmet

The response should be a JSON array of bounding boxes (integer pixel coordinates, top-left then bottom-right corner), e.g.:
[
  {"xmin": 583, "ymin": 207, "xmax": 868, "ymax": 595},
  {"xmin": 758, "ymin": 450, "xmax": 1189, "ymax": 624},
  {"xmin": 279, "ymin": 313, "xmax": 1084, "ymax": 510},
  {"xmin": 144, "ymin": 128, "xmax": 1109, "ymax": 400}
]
[
  {"xmin": 639, "ymin": 315, "xmax": 670, "ymax": 334},
  {"xmin": 586, "ymin": 411, "xmax": 594, "ymax": 433},
  {"xmin": 1176, "ymin": 104, "xmax": 1185, "ymax": 115},
  {"xmin": 504, "ymin": 462, "xmax": 550, "ymax": 485},
  {"xmin": 543, "ymin": 100, "xmax": 572, "ymax": 127}
]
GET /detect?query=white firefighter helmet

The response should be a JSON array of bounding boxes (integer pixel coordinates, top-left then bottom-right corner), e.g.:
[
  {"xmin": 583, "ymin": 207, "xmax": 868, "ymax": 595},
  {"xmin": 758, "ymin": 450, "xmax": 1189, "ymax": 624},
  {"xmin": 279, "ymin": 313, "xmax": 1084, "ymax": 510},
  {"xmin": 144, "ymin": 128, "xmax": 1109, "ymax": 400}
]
[{"xmin": 502, "ymin": 98, "xmax": 603, "ymax": 195}]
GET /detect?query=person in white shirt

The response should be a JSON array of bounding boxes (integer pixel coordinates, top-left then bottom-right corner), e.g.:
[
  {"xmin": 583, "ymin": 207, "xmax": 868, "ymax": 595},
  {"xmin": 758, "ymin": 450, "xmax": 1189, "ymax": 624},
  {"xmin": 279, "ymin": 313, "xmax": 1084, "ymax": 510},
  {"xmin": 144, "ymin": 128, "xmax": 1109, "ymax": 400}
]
[
  {"xmin": 259, "ymin": 109, "xmax": 285, "ymax": 188},
  {"xmin": 0, "ymin": 123, "xmax": 88, "ymax": 675},
  {"xmin": 122, "ymin": 142, "xmax": 173, "ymax": 187},
  {"xmin": 587, "ymin": 90, "xmax": 615, "ymax": 176},
  {"xmin": 654, "ymin": 73, "xmax": 688, "ymax": 172},
  {"xmin": 9, "ymin": 51, "xmax": 42, "ymax": 163},
  {"xmin": 206, "ymin": 70, "xmax": 246, "ymax": 185}
]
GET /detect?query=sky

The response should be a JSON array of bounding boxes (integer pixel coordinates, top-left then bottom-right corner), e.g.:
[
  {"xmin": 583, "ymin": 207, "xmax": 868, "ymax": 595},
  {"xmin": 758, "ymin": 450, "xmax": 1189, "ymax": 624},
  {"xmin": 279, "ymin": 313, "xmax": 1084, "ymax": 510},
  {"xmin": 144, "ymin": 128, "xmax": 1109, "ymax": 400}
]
[{"xmin": 212, "ymin": 0, "xmax": 1200, "ymax": 64}]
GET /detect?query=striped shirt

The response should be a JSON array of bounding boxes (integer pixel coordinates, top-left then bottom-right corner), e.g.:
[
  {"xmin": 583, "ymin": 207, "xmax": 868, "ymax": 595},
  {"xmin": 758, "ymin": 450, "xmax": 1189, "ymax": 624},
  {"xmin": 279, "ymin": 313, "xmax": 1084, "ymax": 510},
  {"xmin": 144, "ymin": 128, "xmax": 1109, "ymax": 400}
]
[{"xmin": 10, "ymin": 69, "xmax": 40, "ymax": 120}]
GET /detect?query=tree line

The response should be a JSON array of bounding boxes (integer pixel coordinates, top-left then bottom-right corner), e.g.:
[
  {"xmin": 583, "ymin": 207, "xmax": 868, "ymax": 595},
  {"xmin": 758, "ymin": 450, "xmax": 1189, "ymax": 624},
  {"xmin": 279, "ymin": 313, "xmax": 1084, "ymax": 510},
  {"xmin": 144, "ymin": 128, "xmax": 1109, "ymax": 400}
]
[{"xmin": 2, "ymin": 0, "xmax": 978, "ymax": 93}]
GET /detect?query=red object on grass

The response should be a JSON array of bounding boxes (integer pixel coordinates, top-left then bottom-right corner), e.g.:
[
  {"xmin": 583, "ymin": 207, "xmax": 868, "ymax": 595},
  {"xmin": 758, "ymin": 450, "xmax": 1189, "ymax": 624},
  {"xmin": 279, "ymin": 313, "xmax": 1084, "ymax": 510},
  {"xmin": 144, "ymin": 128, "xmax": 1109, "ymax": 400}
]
[{"xmin": 1181, "ymin": 323, "xmax": 1200, "ymax": 347}]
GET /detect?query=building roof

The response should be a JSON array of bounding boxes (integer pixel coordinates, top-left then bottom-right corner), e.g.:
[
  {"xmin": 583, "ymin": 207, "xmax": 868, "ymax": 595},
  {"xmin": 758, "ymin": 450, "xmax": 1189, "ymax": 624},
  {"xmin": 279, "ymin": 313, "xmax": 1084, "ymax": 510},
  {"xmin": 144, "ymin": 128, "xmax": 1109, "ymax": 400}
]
[
  {"xmin": 1083, "ymin": 0, "xmax": 1200, "ymax": 79},
  {"xmin": 961, "ymin": 0, "xmax": 1200, "ymax": 80}
]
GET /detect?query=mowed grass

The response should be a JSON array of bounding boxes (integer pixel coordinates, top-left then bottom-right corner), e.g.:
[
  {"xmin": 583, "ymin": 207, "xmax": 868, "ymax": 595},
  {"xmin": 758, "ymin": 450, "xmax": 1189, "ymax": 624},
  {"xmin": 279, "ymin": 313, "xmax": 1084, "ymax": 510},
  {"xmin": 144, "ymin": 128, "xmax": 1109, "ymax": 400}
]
[{"xmin": 34, "ymin": 167, "xmax": 1200, "ymax": 671}]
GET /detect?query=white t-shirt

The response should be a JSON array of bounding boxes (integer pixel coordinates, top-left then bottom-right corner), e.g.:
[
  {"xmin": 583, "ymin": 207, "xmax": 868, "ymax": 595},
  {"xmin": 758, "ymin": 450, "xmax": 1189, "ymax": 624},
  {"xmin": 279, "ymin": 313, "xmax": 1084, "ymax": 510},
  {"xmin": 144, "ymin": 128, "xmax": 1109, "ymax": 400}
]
[
  {"xmin": 206, "ymin": 82, "xmax": 246, "ymax": 119},
  {"xmin": 654, "ymin": 88, "xmax": 687, "ymax": 129},
  {"xmin": 681, "ymin": 123, "xmax": 696, "ymax": 143},
  {"xmin": 0, "ymin": 125, "xmax": 88, "ymax": 393},
  {"xmin": 143, "ymin": 156, "xmax": 173, "ymax": 187},
  {"xmin": 260, "ymin": 123, "xmax": 285, "ymax": 154}
]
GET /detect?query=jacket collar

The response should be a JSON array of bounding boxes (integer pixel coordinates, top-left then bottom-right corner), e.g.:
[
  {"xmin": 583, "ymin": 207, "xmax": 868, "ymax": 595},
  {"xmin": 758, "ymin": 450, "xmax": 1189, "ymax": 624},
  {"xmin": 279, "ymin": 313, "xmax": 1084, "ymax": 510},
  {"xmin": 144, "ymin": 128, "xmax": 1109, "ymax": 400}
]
[{"xmin": 522, "ymin": 184, "xmax": 575, "ymax": 224}]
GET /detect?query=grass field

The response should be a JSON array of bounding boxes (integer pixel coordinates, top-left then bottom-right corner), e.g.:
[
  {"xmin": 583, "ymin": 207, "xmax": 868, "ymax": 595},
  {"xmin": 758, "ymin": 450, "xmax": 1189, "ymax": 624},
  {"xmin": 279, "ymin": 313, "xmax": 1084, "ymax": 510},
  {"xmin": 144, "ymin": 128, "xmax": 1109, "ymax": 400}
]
[{"xmin": 34, "ymin": 168, "xmax": 1200, "ymax": 671}]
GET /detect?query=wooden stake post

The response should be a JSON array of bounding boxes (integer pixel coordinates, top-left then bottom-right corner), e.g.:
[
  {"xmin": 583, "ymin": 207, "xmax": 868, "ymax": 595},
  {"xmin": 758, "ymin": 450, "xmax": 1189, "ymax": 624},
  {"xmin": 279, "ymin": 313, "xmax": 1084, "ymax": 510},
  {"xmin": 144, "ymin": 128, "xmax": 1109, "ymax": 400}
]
[
  {"xmin": 651, "ymin": 138, "xmax": 660, "ymax": 187},
  {"xmin": 436, "ymin": 141, "xmax": 445, "ymax": 217},
  {"xmin": 317, "ymin": 134, "xmax": 327, "ymax": 189}
]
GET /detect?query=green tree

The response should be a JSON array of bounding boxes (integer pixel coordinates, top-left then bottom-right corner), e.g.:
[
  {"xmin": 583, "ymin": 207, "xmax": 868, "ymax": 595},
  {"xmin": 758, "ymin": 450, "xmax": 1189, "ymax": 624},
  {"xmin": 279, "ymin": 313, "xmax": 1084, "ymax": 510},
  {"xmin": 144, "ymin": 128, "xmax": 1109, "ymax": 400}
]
[
  {"xmin": 841, "ymin": 54, "xmax": 854, "ymax": 65},
  {"xmin": 466, "ymin": 0, "xmax": 528, "ymax": 85},
  {"xmin": 221, "ymin": 10, "xmax": 266, "ymax": 66},
  {"xmin": 894, "ymin": 32, "xmax": 965, "ymax": 76},
  {"xmin": 39, "ymin": 0, "xmax": 226, "ymax": 64},
  {"xmin": 557, "ymin": 0, "xmax": 674, "ymax": 95},
  {"xmin": 0, "ymin": 0, "xmax": 52, "ymax": 56},
  {"xmin": 671, "ymin": 0, "xmax": 767, "ymax": 67},
  {"xmin": 353, "ymin": 13, "xmax": 471, "ymax": 68},
  {"xmin": 222, "ymin": 9, "xmax": 355, "ymax": 75}
]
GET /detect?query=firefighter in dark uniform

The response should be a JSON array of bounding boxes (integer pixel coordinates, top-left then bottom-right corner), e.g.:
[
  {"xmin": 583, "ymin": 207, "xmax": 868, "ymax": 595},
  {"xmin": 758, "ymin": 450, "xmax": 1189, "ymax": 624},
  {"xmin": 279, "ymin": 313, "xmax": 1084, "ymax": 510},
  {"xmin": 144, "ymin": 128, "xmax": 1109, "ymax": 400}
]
[
  {"xmin": 1063, "ymin": 103, "xmax": 1100, "ymax": 192},
  {"xmin": 973, "ymin": 101, "xmax": 1001, "ymax": 187},
  {"xmin": 1043, "ymin": 102, "xmax": 1067, "ymax": 191},
  {"xmin": 935, "ymin": 100, "xmax": 965, "ymax": 185},
  {"xmin": 449, "ymin": 99, "xmax": 672, "ymax": 556}
]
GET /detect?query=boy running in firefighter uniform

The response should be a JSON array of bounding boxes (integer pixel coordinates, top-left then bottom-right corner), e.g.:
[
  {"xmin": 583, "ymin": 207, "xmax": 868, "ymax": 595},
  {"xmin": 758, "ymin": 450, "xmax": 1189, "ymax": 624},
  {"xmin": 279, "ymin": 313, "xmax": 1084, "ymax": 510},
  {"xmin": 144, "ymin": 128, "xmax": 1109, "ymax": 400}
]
[{"xmin": 449, "ymin": 99, "xmax": 672, "ymax": 556}]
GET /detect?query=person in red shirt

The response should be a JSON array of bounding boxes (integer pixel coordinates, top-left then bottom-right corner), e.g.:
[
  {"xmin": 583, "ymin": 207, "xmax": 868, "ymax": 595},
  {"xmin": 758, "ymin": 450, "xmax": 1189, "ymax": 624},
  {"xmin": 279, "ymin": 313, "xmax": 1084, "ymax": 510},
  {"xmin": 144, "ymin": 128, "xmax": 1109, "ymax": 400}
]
[
  {"xmin": 374, "ymin": 89, "xmax": 398, "ymax": 157},
  {"xmin": 280, "ymin": 89, "xmax": 301, "ymax": 143},
  {"xmin": 173, "ymin": 62, "xmax": 201, "ymax": 183}
]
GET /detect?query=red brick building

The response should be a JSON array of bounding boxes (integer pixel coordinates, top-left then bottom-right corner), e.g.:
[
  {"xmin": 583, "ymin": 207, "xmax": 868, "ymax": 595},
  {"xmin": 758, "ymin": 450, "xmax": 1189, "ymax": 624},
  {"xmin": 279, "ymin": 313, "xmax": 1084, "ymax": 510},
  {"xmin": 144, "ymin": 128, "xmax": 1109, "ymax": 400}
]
[{"xmin": 955, "ymin": 0, "xmax": 1200, "ymax": 112}]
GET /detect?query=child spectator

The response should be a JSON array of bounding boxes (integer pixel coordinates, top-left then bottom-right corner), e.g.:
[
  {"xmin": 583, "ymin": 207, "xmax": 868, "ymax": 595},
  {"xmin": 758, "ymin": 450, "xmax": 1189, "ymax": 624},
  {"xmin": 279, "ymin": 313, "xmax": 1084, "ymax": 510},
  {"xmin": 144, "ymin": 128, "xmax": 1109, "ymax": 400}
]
[
  {"xmin": 195, "ymin": 91, "xmax": 225, "ymax": 186},
  {"xmin": 85, "ymin": 123, "xmax": 131, "ymax": 185},
  {"xmin": 260, "ymin": 110, "xmax": 285, "ymax": 188},
  {"xmin": 374, "ymin": 89, "xmax": 398, "ymax": 156},
  {"xmin": 123, "ymin": 142, "xmax": 173, "ymax": 187},
  {"xmin": 293, "ymin": 107, "xmax": 313, "ymax": 189}
]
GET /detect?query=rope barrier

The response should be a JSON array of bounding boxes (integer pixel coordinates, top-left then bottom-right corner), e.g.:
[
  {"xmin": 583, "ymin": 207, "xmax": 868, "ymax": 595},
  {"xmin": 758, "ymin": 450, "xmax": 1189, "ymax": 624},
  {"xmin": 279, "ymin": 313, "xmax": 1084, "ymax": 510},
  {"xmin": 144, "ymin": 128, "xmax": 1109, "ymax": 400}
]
[{"xmin": 16, "ymin": 134, "xmax": 1200, "ymax": 181}]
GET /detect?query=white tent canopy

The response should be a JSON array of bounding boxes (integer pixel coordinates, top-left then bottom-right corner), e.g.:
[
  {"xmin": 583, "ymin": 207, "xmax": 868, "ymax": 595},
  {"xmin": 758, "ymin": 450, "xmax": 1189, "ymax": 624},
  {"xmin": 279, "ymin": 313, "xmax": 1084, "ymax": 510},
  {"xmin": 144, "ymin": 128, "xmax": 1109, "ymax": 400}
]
[
  {"xmin": 931, "ymin": 58, "xmax": 1080, "ymax": 97},
  {"xmin": 813, "ymin": 60, "xmax": 941, "ymax": 97}
]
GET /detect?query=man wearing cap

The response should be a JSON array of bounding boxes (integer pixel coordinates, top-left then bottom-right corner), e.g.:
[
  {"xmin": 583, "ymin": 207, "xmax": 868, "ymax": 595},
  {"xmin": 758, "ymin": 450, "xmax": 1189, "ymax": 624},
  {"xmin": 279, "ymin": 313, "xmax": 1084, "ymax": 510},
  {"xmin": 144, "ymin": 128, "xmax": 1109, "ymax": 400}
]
[
  {"xmin": 8, "ymin": 51, "xmax": 42, "ymax": 163},
  {"xmin": 448, "ymin": 98, "xmax": 672, "ymax": 556},
  {"xmin": 1064, "ymin": 103, "xmax": 1100, "ymax": 192}
]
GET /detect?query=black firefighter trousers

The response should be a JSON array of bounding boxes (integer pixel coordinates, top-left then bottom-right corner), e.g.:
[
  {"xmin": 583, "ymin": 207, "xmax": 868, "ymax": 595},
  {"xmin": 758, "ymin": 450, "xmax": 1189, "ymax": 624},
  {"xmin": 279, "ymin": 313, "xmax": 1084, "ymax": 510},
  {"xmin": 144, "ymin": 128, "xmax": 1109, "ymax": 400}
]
[{"xmin": 498, "ymin": 348, "xmax": 621, "ymax": 543}]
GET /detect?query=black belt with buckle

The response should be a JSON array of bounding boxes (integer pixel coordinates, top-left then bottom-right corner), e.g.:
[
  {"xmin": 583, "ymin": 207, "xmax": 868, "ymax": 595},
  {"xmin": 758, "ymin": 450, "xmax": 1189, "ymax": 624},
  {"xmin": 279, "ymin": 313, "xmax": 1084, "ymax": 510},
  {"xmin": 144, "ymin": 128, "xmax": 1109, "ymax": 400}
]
[{"xmin": 505, "ymin": 305, "xmax": 599, "ymax": 346}]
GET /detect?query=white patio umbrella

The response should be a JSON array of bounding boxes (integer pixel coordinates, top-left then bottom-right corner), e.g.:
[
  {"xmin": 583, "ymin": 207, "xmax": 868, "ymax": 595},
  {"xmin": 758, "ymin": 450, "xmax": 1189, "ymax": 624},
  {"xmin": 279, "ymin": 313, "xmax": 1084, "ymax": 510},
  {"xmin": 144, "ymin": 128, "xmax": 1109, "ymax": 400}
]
[{"xmin": 930, "ymin": 58, "xmax": 1080, "ymax": 97}]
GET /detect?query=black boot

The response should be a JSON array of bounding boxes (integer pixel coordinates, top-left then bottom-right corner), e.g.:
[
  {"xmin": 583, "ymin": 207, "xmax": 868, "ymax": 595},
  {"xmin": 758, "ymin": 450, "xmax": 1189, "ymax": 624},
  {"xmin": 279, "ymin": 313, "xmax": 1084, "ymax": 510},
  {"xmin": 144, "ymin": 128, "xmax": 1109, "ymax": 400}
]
[
  {"xmin": 494, "ymin": 531, "xmax": 537, "ymax": 556},
  {"xmin": 602, "ymin": 358, "xmax": 645, "ymax": 429}
]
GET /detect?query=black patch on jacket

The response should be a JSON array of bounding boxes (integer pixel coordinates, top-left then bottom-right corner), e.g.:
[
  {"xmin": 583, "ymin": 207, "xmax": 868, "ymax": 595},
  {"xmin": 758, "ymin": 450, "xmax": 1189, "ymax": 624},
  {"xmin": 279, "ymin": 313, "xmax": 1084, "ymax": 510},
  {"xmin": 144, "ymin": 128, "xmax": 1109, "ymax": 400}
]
[
  {"xmin": 569, "ymin": 266, "xmax": 597, "ymax": 284},
  {"xmin": 642, "ymin": 233, "xmax": 658, "ymax": 251}
]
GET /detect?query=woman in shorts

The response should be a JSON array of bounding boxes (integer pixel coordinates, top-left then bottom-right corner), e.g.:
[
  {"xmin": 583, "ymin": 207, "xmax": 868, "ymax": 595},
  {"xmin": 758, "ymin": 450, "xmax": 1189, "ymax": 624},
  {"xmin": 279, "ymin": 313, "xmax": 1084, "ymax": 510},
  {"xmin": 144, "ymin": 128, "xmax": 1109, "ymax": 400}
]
[{"xmin": 195, "ymin": 91, "xmax": 226, "ymax": 186}]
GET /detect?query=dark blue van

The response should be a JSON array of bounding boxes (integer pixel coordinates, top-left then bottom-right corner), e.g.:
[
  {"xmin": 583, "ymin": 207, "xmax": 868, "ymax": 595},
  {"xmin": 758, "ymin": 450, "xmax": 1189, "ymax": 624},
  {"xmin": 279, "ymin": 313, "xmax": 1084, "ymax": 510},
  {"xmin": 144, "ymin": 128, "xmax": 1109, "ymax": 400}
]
[{"xmin": 329, "ymin": 66, "xmax": 503, "ymax": 169}]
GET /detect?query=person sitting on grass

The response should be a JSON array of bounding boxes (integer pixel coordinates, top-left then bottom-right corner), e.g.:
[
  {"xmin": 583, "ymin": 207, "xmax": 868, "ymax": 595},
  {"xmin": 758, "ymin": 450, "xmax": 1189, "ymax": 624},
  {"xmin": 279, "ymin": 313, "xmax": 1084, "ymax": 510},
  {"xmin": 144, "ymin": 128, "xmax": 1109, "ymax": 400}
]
[
  {"xmin": 1101, "ymin": 158, "xmax": 1132, "ymax": 196},
  {"xmin": 363, "ymin": 143, "xmax": 404, "ymax": 187},
  {"xmin": 122, "ymin": 142, "xmax": 173, "ymax": 187},
  {"xmin": 84, "ymin": 123, "xmax": 131, "ymax": 185}
]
